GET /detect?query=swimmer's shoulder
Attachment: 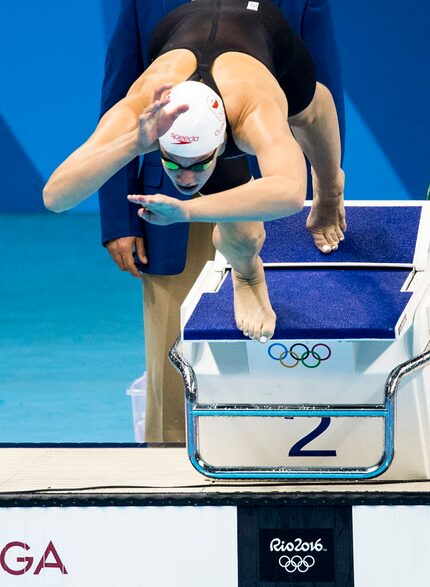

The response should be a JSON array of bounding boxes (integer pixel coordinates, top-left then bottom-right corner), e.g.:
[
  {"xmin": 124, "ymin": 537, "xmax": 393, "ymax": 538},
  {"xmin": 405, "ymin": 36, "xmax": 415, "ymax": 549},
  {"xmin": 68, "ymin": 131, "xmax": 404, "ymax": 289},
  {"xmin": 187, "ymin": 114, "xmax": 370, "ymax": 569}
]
[
  {"xmin": 125, "ymin": 51, "xmax": 198, "ymax": 105},
  {"xmin": 214, "ymin": 53, "xmax": 288, "ymax": 125}
]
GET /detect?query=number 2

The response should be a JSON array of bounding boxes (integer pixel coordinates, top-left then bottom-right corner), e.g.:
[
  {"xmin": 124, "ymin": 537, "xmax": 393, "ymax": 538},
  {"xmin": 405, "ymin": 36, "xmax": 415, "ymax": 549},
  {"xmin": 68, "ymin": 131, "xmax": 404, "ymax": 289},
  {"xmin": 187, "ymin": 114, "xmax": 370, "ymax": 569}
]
[{"xmin": 288, "ymin": 417, "xmax": 337, "ymax": 457}]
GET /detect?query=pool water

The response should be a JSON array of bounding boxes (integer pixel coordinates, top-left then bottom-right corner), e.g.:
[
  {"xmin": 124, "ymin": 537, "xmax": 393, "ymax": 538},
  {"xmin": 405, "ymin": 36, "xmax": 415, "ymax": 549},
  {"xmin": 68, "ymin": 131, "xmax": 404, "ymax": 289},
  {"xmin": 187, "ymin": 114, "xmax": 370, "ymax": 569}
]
[{"xmin": 0, "ymin": 213, "xmax": 145, "ymax": 443}]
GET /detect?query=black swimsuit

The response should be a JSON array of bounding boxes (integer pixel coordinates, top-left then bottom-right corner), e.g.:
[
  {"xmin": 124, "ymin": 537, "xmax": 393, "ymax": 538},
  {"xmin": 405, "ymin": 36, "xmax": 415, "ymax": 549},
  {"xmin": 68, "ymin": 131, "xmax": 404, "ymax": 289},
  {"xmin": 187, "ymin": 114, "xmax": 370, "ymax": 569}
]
[{"xmin": 149, "ymin": 0, "xmax": 317, "ymax": 190}]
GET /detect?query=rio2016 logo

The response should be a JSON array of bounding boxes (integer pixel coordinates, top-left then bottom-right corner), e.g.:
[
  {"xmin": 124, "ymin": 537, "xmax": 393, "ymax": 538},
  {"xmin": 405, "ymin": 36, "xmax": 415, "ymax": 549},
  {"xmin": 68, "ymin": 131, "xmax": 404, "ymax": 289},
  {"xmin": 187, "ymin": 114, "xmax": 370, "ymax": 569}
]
[
  {"xmin": 268, "ymin": 343, "xmax": 331, "ymax": 369},
  {"xmin": 0, "ymin": 541, "xmax": 67, "ymax": 576},
  {"xmin": 270, "ymin": 537, "xmax": 325, "ymax": 574}
]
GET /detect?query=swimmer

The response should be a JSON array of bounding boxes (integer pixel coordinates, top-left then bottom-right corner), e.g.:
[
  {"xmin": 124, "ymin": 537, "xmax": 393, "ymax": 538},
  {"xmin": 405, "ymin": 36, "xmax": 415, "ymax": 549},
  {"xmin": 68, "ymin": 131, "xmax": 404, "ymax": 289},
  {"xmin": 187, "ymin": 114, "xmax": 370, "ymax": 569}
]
[{"xmin": 43, "ymin": 0, "xmax": 346, "ymax": 344}]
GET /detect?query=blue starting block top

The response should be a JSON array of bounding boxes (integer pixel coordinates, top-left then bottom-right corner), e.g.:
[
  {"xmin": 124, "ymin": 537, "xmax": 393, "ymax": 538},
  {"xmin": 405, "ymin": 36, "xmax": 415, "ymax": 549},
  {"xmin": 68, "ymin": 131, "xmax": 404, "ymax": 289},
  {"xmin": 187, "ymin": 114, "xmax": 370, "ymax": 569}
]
[
  {"xmin": 183, "ymin": 268, "xmax": 412, "ymax": 341},
  {"xmin": 183, "ymin": 204, "xmax": 425, "ymax": 341},
  {"xmin": 261, "ymin": 205, "xmax": 422, "ymax": 265}
]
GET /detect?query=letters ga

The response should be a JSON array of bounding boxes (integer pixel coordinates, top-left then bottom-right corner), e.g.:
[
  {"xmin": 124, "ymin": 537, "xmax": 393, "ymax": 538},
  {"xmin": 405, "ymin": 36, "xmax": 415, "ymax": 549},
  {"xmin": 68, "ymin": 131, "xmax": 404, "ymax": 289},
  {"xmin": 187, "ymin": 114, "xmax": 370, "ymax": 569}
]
[{"xmin": 0, "ymin": 541, "xmax": 67, "ymax": 576}]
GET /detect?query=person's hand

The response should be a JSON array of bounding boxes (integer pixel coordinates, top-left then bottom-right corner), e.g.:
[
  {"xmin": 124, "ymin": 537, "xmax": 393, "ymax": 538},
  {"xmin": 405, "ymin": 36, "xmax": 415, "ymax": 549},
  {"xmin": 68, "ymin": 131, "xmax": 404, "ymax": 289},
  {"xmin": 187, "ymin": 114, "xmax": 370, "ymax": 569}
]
[
  {"xmin": 105, "ymin": 236, "xmax": 147, "ymax": 278},
  {"xmin": 136, "ymin": 83, "xmax": 189, "ymax": 152},
  {"xmin": 128, "ymin": 194, "xmax": 190, "ymax": 225},
  {"xmin": 307, "ymin": 169, "xmax": 347, "ymax": 253}
]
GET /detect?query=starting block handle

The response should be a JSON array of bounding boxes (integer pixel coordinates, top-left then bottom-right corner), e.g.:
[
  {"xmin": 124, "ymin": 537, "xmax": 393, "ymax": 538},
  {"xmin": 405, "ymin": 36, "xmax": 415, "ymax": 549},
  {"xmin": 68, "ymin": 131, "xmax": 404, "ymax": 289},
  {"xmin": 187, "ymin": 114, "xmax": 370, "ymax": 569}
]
[
  {"xmin": 385, "ymin": 344, "xmax": 430, "ymax": 400},
  {"xmin": 169, "ymin": 338, "xmax": 430, "ymax": 480},
  {"xmin": 169, "ymin": 337, "xmax": 198, "ymax": 402}
]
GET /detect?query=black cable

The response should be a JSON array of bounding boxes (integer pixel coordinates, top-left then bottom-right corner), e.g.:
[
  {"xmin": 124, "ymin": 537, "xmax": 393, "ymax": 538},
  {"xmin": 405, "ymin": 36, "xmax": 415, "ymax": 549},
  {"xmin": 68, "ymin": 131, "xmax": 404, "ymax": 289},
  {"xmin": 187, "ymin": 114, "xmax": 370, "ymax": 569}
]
[{"xmin": 1, "ymin": 477, "xmax": 430, "ymax": 495}]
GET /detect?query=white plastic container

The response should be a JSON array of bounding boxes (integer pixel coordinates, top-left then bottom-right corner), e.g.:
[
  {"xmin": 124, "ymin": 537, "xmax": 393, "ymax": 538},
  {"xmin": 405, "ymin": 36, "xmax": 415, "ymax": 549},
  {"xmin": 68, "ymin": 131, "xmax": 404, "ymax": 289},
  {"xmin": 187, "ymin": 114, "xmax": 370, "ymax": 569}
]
[{"xmin": 126, "ymin": 372, "xmax": 147, "ymax": 443}]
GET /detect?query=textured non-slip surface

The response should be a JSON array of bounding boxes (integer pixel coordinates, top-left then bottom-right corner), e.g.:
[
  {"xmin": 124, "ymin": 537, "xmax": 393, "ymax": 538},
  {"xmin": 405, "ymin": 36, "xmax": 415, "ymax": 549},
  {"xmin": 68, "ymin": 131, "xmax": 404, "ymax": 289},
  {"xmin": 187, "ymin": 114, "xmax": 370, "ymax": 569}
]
[
  {"xmin": 261, "ymin": 206, "xmax": 422, "ymax": 264},
  {"xmin": 184, "ymin": 268, "xmax": 412, "ymax": 340}
]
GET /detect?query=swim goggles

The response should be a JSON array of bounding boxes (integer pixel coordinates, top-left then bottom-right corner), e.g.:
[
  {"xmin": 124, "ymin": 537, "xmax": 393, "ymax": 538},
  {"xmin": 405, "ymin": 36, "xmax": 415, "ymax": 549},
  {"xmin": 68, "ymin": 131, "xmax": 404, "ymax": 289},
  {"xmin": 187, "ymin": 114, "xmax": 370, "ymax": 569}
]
[{"xmin": 160, "ymin": 150, "xmax": 216, "ymax": 172}]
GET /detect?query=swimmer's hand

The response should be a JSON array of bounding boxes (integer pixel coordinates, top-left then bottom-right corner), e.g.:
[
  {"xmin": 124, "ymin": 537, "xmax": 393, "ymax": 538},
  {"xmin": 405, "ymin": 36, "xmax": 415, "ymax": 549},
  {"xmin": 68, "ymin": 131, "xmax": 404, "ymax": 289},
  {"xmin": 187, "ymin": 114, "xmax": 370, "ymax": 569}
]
[
  {"xmin": 128, "ymin": 194, "xmax": 190, "ymax": 225},
  {"xmin": 307, "ymin": 169, "xmax": 347, "ymax": 253},
  {"xmin": 137, "ymin": 84, "xmax": 189, "ymax": 152}
]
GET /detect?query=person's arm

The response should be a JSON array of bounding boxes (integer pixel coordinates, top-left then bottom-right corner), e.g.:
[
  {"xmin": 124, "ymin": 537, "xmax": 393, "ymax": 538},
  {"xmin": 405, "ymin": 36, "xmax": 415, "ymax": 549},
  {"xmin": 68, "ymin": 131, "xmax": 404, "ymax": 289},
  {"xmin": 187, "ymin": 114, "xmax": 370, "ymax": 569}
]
[
  {"xmin": 43, "ymin": 84, "xmax": 187, "ymax": 212},
  {"xmin": 128, "ymin": 100, "xmax": 307, "ymax": 223}
]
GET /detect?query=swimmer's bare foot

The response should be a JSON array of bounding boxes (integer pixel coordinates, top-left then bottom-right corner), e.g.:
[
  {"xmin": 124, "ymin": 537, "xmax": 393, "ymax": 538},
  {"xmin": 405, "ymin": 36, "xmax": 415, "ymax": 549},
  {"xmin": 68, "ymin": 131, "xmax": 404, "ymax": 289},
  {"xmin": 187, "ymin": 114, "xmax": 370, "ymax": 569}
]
[
  {"xmin": 307, "ymin": 169, "xmax": 347, "ymax": 253},
  {"xmin": 232, "ymin": 258, "xmax": 276, "ymax": 343}
]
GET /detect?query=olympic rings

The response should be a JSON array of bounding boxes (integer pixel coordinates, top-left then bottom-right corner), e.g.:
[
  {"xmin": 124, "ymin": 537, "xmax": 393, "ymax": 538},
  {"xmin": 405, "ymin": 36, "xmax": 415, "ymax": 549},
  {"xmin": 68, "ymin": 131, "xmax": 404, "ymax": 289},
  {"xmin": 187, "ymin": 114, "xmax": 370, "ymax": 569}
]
[
  {"xmin": 279, "ymin": 555, "xmax": 315, "ymax": 573},
  {"xmin": 268, "ymin": 343, "xmax": 331, "ymax": 369}
]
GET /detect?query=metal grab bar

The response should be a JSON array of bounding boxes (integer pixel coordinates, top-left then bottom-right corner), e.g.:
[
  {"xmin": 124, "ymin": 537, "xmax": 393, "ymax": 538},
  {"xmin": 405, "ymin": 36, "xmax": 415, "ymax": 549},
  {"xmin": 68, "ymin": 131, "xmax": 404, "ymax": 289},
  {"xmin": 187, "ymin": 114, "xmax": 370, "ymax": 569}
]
[{"xmin": 169, "ymin": 338, "xmax": 430, "ymax": 480}]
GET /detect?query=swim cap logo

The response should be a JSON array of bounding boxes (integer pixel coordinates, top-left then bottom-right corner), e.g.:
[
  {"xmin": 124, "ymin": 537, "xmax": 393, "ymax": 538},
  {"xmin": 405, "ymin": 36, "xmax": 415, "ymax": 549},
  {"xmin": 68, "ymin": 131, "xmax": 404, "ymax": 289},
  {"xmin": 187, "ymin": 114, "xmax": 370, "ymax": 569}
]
[
  {"xmin": 207, "ymin": 96, "xmax": 226, "ymax": 122},
  {"xmin": 214, "ymin": 122, "xmax": 225, "ymax": 136},
  {"xmin": 170, "ymin": 133, "xmax": 199, "ymax": 145}
]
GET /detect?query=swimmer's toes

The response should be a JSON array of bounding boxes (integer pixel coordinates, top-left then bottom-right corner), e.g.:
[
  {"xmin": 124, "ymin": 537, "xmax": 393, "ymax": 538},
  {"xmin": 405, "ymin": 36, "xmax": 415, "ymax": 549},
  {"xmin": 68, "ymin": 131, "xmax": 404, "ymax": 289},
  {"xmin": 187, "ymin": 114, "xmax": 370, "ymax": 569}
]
[
  {"xmin": 241, "ymin": 320, "xmax": 250, "ymax": 337},
  {"xmin": 251, "ymin": 324, "xmax": 262, "ymax": 342},
  {"xmin": 260, "ymin": 317, "xmax": 276, "ymax": 342},
  {"xmin": 312, "ymin": 233, "xmax": 332, "ymax": 254},
  {"xmin": 336, "ymin": 227, "xmax": 345, "ymax": 241},
  {"xmin": 329, "ymin": 232, "xmax": 339, "ymax": 250}
]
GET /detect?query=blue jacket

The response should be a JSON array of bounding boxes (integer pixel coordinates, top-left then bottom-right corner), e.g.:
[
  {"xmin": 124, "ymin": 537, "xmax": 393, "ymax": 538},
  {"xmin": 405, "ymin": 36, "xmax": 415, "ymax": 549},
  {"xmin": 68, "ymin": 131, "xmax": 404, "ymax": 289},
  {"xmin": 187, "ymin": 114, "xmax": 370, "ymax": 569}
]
[{"xmin": 99, "ymin": 0, "xmax": 345, "ymax": 274}]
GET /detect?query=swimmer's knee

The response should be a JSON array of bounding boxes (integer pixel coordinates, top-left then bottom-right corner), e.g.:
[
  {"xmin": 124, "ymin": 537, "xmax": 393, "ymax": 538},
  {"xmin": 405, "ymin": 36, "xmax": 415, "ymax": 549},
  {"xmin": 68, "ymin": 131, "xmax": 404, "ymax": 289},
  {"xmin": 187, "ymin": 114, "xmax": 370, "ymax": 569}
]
[
  {"xmin": 213, "ymin": 224, "xmax": 266, "ymax": 258},
  {"xmin": 289, "ymin": 82, "xmax": 330, "ymax": 127}
]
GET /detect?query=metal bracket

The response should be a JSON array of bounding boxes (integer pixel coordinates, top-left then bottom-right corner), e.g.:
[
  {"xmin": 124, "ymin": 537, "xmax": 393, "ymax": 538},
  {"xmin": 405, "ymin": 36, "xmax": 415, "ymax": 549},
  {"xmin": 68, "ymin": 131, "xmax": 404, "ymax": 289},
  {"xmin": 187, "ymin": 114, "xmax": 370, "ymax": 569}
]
[{"xmin": 169, "ymin": 338, "xmax": 430, "ymax": 480}]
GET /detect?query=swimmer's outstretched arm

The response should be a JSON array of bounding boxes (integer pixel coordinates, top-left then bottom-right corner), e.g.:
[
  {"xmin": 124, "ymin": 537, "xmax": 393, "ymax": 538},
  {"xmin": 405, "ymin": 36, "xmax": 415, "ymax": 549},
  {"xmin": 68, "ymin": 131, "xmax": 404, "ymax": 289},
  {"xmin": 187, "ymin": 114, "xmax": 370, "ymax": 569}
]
[{"xmin": 43, "ymin": 84, "xmax": 187, "ymax": 212}]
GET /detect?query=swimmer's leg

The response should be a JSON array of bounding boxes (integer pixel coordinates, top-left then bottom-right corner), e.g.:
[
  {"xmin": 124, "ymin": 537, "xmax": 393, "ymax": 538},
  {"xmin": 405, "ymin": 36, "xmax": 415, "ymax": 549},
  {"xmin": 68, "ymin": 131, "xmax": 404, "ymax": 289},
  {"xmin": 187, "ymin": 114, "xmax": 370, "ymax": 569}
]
[
  {"xmin": 289, "ymin": 82, "xmax": 346, "ymax": 253},
  {"xmin": 212, "ymin": 221, "xmax": 276, "ymax": 343}
]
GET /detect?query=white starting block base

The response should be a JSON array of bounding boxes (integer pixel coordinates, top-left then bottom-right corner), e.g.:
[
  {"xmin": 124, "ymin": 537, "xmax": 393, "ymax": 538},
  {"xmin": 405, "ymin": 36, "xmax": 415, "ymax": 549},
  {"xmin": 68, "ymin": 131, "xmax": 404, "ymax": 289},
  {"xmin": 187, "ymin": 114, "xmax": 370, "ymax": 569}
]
[
  {"xmin": 177, "ymin": 202, "xmax": 430, "ymax": 480},
  {"xmin": 183, "ymin": 333, "xmax": 430, "ymax": 480}
]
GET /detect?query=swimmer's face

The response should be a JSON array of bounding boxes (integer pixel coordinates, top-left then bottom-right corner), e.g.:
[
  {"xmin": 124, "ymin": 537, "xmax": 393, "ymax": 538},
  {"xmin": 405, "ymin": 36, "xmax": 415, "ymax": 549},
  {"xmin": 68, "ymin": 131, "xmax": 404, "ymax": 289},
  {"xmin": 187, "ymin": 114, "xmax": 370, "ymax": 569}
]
[{"xmin": 160, "ymin": 147, "xmax": 220, "ymax": 195}]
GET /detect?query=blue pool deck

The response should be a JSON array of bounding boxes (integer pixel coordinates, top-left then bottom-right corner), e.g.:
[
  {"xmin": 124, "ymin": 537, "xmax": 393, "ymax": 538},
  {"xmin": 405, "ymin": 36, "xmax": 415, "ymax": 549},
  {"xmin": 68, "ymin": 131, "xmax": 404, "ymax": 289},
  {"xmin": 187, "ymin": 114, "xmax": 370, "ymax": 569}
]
[{"xmin": 0, "ymin": 213, "xmax": 145, "ymax": 443}]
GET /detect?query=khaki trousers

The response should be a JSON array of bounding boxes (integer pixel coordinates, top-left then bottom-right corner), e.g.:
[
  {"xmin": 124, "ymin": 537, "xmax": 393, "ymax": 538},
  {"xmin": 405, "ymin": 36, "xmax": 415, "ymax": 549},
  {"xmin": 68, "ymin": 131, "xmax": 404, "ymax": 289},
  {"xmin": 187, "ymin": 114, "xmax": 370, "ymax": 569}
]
[{"xmin": 142, "ymin": 222, "xmax": 215, "ymax": 443}]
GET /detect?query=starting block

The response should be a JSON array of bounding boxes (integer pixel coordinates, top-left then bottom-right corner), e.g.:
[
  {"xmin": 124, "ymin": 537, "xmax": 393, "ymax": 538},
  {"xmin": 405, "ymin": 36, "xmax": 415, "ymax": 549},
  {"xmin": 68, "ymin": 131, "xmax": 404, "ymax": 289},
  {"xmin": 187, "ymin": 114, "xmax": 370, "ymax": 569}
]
[{"xmin": 170, "ymin": 202, "xmax": 430, "ymax": 480}]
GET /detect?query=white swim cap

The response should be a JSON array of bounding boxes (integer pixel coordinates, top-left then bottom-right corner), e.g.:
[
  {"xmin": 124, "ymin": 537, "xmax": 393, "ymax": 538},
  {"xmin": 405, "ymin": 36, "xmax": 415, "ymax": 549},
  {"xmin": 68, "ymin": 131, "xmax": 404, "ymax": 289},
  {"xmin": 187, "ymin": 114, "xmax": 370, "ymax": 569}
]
[{"xmin": 159, "ymin": 81, "xmax": 227, "ymax": 157}]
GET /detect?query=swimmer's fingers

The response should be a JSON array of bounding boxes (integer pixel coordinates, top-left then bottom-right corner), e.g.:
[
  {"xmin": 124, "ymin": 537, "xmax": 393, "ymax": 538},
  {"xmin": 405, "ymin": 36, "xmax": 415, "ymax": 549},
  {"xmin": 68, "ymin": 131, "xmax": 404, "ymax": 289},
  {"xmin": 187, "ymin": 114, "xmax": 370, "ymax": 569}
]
[
  {"xmin": 128, "ymin": 194, "xmax": 190, "ymax": 225},
  {"xmin": 152, "ymin": 83, "xmax": 174, "ymax": 103},
  {"xmin": 142, "ymin": 97, "xmax": 171, "ymax": 117},
  {"xmin": 157, "ymin": 103, "xmax": 189, "ymax": 136},
  {"xmin": 140, "ymin": 102, "xmax": 189, "ymax": 139},
  {"xmin": 138, "ymin": 97, "xmax": 188, "ymax": 148},
  {"xmin": 127, "ymin": 194, "xmax": 147, "ymax": 205}
]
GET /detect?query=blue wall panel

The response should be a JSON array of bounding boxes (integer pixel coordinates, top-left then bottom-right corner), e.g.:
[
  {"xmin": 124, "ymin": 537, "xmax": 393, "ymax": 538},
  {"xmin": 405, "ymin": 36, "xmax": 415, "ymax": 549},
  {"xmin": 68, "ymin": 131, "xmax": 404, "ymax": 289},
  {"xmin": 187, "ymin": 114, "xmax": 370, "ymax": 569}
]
[
  {"xmin": 0, "ymin": 1, "xmax": 108, "ymax": 213},
  {"xmin": 0, "ymin": 0, "xmax": 428, "ymax": 214},
  {"xmin": 331, "ymin": 0, "xmax": 430, "ymax": 200}
]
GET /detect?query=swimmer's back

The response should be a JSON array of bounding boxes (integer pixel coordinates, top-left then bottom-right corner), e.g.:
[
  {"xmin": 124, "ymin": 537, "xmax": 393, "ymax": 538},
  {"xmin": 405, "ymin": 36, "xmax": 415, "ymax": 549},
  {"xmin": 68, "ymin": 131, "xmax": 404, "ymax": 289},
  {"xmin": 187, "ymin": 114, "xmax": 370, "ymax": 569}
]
[{"xmin": 148, "ymin": 0, "xmax": 316, "ymax": 119}]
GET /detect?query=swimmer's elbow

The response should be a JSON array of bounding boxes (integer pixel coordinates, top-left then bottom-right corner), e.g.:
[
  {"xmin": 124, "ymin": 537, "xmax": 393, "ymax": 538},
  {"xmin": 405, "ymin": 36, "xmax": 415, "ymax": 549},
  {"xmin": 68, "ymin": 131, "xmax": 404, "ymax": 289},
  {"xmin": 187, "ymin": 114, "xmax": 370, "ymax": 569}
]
[
  {"xmin": 43, "ymin": 183, "xmax": 66, "ymax": 213},
  {"xmin": 280, "ymin": 176, "xmax": 306, "ymax": 216}
]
